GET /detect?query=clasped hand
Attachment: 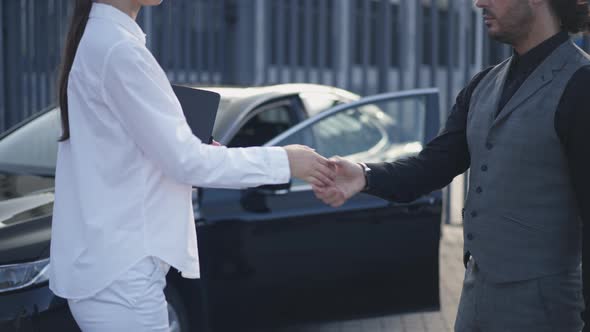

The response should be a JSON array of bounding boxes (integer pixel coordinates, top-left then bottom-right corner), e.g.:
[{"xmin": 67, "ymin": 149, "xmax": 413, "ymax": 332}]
[{"xmin": 283, "ymin": 145, "xmax": 366, "ymax": 208}]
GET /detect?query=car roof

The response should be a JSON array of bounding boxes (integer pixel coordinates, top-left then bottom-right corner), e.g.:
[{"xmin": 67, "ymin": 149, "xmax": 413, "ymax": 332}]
[
  {"xmin": 183, "ymin": 83, "xmax": 360, "ymax": 141},
  {"xmin": 14, "ymin": 84, "xmax": 359, "ymax": 146}
]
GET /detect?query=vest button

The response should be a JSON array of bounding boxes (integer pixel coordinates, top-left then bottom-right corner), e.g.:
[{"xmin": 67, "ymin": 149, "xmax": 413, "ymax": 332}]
[
  {"xmin": 481, "ymin": 165, "xmax": 488, "ymax": 172},
  {"xmin": 476, "ymin": 187, "xmax": 483, "ymax": 194},
  {"xmin": 467, "ymin": 233, "xmax": 474, "ymax": 241},
  {"xmin": 486, "ymin": 142, "xmax": 494, "ymax": 150},
  {"xmin": 471, "ymin": 211, "xmax": 478, "ymax": 218}
]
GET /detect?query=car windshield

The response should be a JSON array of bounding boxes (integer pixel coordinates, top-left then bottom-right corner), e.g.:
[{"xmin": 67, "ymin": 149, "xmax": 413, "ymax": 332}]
[{"xmin": 0, "ymin": 108, "xmax": 60, "ymax": 176}]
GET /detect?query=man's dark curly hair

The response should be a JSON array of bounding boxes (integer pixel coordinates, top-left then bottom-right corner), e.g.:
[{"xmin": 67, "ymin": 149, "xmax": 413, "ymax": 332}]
[{"xmin": 548, "ymin": 0, "xmax": 590, "ymax": 33}]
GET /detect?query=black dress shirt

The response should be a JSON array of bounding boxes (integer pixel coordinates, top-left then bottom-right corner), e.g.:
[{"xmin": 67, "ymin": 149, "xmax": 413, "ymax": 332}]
[{"xmin": 365, "ymin": 31, "xmax": 590, "ymax": 326}]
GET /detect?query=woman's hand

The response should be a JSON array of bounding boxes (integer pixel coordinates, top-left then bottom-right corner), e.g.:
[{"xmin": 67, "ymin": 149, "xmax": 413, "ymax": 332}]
[
  {"xmin": 312, "ymin": 156, "xmax": 366, "ymax": 207},
  {"xmin": 283, "ymin": 145, "xmax": 335, "ymax": 187}
]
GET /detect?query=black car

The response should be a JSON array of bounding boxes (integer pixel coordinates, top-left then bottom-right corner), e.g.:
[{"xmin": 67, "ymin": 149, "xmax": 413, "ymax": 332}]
[{"xmin": 0, "ymin": 84, "xmax": 442, "ymax": 331}]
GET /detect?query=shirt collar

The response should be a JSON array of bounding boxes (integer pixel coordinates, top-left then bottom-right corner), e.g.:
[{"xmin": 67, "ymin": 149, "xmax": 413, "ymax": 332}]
[
  {"xmin": 89, "ymin": 3, "xmax": 146, "ymax": 45},
  {"xmin": 510, "ymin": 31, "xmax": 569, "ymax": 75}
]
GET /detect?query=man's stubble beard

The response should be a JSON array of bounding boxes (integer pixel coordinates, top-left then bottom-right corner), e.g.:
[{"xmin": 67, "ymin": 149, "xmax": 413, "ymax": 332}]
[{"xmin": 486, "ymin": 3, "xmax": 534, "ymax": 46}]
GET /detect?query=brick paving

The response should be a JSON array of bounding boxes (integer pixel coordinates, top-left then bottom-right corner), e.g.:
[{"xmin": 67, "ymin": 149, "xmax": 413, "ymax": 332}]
[{"xmin": 267, "ymin": 224, "xmax": 466, "ymax": 332}]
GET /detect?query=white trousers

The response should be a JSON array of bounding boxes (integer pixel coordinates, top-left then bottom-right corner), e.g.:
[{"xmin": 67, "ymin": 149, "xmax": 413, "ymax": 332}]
[{"xmin": 68, "ymin": 257, "xmax": 171, "ymax": 332}]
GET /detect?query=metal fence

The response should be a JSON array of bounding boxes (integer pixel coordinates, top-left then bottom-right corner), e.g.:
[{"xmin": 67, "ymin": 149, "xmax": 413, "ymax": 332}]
[{"xmin": 0, "ymin": 0, "xmax": 524, "ymax": 132}]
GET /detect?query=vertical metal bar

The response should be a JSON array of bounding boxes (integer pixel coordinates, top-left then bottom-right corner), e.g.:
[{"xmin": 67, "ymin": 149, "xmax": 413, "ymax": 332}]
[
  {"xmin": 277, "ymin": 0, "xmax": 286, "ymax": 82},
  {"xmin": 53, "ymin": 0, "xmax": 62, "ymax": 106},
  {"xmin": 6, "ymin": 0, "xmax": 19, "ymax": 128},
  {"xmin": 42, "ymin": 0, "xmax": 49, "ymax": 108},
  {"xmin": 4, "ymin": 0, "xmax": 12, "ymax": 130},
  {"xmin": 48, "ymin": 0, "xmax": 55, "ymax": 108},
  {"xmin": 283, "ymin": 0, "xmax": 292, "ymax": 82},
  {"xmin": 346, "ymin": 0, "xmax": 355, "ymax": 91},
  {"xmin": 415, "ymin": 1, "xmax": 423, "ymax": 88},
  {"xmin": 183, "ymin": 0, "xmax": 191, "ymax": 82},
  {"xmin": 37, "ymin": 0, "xmax": 44, "ymax": 111},
  {"xmin": 444, "ymin": 0, "xmax": 456, "ymax": 225},
  {"xmin": 195, "ymin": 1, "xmax": 203, "ymax": 82},
  {"xmin": 22, "ymin": 0, "xmax": 28, "ymax": 117},
  {"xmin": 318, "ymin": 0, "xmax": 327, "ymax": 84},
  {"xmin": 207, "ymin": 0, "xmax": 216, "ymax": 84},
  {"xmin": 397, "ymin": 1, "xmax": 405, "ymax": 90},
  {"xmin": 22, "ymin": 0, "xmax": 29, "ymax": 118},
  {"xmin": 253, "ymin": 0, "xmax": 266, "ymax": 85},
  {"xmin": 463, "ymin": 0, "xmax": 472, "ymax": 87},
  {"xmin": 161, "ymin": 4, "xmax": 171, "ymax": 78},
  {"xmin": 16, "ymin": 1, "xmax": 23, "ymax": 125},
  {"xmin": 233, "ymin": 0, "xmax": 257, "ymax": 85},
  {"xmin": 377, "ymin": 0, "xmax": 391, "ymax": 93},
  {"xmin": 361, "ymin": 0, "xmax": 370, "ymax": 95},
  {"xmin": 334, "ymin": 0, "xmax": 352, "ymax": 90},
  {"xmin": 326, "ymin": 0, "xmax": 335, "ymax": 86},
  {"xmin": 430, "ymin": 0, "xmax": 439, "ymax": 88},
  {"xmin": 460, "ymin": 0, "xmax": 472, "ymax": 221},
  {"xmin": 289, "ymin": 0, "xmax": 298, "ymax": 82},
  {"xmin": 218, "ymin": 0, "xmax": 227, "ymax": 84},
  {"xmin": 474, "ymin": 3, "xmax": 483, "ymax": 72},
  {"xmin": 201, "ymin": 0, "xmax": 208, "ymax": 82},
  {"xmin": 29, "ymin": 0, "xmax": 37, "ymax": 115},
  {"xmin": 0, "ymin": 0, "xmax": 5, "ymax": 131},
  {"xmin": 264, "ymin": 0, "xmax": 273, "ymax": 84},
  {"xmin": 446, "ymin": 0, "xmax": 455, "ymax": 112},
  {"xmin": 303, "ymin": 0, "xmax": 312, "ymax": 83},
  {"xmin": 173, "ymin": 1, "xmax": 182, "ymax": 81}
]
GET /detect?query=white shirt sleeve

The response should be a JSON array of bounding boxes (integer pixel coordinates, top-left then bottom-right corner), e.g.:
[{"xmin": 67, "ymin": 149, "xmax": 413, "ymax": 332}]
[{"xmin": 100, "ymin": 40, "xmax": 291, "ymax": 188}]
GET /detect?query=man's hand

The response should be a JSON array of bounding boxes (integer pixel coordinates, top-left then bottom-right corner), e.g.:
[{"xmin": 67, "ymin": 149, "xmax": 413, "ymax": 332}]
[
  {"xmin": 312, "ymin": 156, "xmax": 366, "ymax": 207},
  {"xmin": 283, "ymin": 145, "xmax": 335, "ymax": 187}
]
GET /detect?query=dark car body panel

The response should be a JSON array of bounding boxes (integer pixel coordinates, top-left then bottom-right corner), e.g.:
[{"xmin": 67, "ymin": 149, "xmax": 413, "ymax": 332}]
[
  {"xmin": 198, "ymin": 189, "xmax": 442, "ymax": 329},
  {"xmin": 0, "ymin": 284, "xmax": 78, "ymax": 332}
]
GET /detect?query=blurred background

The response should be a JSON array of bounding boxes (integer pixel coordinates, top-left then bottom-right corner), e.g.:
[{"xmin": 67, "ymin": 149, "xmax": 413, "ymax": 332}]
[{"xmin": 0, "ymin": 0, "xmax": 588, "ymax": 221}]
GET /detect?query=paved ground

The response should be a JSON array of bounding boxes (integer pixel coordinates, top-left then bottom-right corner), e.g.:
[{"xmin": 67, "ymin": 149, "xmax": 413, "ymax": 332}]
[{"xmin": 267, "ymin": 224, "xmax": 466, "ymax": 332}]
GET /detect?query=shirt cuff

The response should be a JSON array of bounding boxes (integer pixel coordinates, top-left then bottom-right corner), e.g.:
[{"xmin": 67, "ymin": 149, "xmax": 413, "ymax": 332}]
[{"xmin": 265, "ymin": 147, "xmax": 291, "ymax": 184}]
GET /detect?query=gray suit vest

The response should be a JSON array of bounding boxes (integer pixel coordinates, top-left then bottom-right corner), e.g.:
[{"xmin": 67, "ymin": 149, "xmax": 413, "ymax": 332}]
[{"xmin": 464, "ymin": 40, "xmax": 588, "ymax": 283}]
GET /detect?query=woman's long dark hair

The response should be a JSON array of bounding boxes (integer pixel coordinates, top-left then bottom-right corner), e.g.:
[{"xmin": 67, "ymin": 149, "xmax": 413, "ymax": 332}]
[
  {"xmin": 549, "ymin": 0, "xmax": 590, "ymax": 33},
  {"xmin": 57, "ymin": 0, "xmax": 92, "ymax": 141}
]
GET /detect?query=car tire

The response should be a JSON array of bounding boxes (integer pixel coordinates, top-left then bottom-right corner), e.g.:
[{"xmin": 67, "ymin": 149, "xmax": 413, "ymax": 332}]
[{"xmin": 165, "ymin": 283, "xmax": 190, "ymax": 332}]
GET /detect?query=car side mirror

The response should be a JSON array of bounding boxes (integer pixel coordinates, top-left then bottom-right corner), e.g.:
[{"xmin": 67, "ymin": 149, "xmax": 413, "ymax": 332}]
[{"xmin": 239, "ymin": 182, "xmax": 291, "ymax": 213}]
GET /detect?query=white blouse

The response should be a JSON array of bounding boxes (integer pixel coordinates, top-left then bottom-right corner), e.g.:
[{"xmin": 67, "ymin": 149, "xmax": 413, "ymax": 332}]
[{"xmin": 49, "ymin": 3, "xmax": 290, "ymax": 299}]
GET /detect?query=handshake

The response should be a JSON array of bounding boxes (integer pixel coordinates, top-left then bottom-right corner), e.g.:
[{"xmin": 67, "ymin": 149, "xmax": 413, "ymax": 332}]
[{"xmin": 283, "ymin": 145, "xmax": 367, "ymax": 208}]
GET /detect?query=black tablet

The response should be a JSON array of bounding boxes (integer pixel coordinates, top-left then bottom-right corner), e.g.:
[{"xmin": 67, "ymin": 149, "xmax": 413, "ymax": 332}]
[{"xmin": 172, "ymin": 85, "xmax": 221, "ymax": 144}]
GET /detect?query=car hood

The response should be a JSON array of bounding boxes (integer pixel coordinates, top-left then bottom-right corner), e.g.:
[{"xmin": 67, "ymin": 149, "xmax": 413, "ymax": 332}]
[{"xmin": 0, "ymin": 173, "xmax": 54, "ymax": 265}]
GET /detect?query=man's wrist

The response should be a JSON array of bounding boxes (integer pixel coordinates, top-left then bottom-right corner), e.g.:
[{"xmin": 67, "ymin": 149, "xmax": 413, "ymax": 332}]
[{"xmin": 357, "ymin": 163, "xmax": 371, "ymax": 192}]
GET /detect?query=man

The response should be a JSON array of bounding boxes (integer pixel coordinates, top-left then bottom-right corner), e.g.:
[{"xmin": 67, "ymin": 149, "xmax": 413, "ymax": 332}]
[{"xmin": 314, "ymin": 0, "xmax": 590, "ymax": 331}]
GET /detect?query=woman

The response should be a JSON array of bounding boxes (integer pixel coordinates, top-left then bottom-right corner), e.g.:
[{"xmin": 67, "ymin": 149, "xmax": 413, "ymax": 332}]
[{"xmin": 49, "ymin": 0, "xmax": 334, "ymax": 330}]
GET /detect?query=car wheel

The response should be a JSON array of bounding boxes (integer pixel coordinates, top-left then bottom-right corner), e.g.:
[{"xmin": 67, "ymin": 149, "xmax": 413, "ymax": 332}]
[{"xmin": 165, "ymin": 283, "xmax": 190, "ymax": 332}]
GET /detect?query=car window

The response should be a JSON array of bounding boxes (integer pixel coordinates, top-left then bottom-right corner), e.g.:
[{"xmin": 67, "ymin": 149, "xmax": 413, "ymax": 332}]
[
  {"xmin": 275, "ymin": 96, "xmax": 427, "ymax": 186},
  {"xmin": 299, "ymin": 92, "xmax": 345, "ymax": 116},
  {"xmin": 0, "ymin": 108, "xmax": 60, "ymax": 173},
  {"xmin": 228, "ymin": 105, "xmax": 295, "ymax": 147}
]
